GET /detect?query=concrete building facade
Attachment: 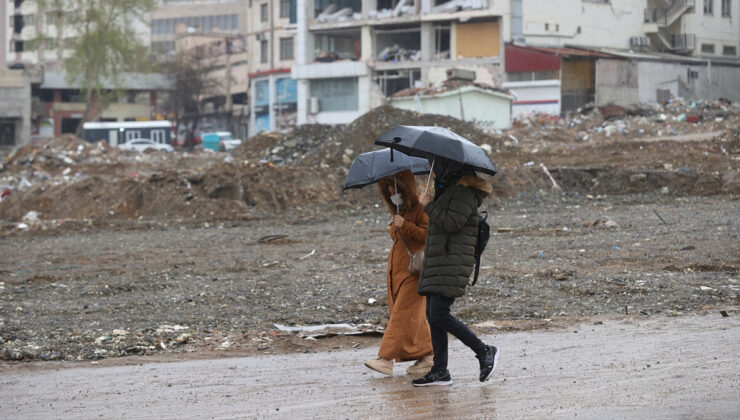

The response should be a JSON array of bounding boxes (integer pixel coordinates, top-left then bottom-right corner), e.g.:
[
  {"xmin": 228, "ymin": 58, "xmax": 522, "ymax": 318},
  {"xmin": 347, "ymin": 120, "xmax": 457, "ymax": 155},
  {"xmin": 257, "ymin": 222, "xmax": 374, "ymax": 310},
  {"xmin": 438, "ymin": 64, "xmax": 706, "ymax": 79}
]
[
  {"xmin": 292, "ymin": 0, "xmax": 508, "ymax": 127},
  {"xmin": 5, "ymin": 0, "xmax": 151, "ymax": 70},
  {"xmin": 595, "ymin": 53, "xmax": 740, "ymax": 106},
  {"xmin": 151, "ymin": 0, "xmax": 247, "ymax": 57},
  {"xmin": 246, "ymin": 0, "xmax": 298, "ymax": 136},
  {"xmin": 514, "ymin": 0, "xmax": 739, "ymax": 60},
  {"xmin": 0, "ymin": 69, "xmax": 40, "ymax": 146},
  {"xmin": 33, "ymin": 72, "xmax": 171, "ymax": 140}
]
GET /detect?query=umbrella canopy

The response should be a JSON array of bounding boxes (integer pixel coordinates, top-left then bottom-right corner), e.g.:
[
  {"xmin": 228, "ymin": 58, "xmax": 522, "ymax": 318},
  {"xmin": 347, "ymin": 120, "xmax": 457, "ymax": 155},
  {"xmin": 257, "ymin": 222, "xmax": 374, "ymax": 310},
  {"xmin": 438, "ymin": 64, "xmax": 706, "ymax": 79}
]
[
  {"xmin": 343, "ymin": 148, "xmax": 431, "ymax": 190},
  {"xmin": 374, "ymin": 125, "xmax": 497, "ymax": 176}
]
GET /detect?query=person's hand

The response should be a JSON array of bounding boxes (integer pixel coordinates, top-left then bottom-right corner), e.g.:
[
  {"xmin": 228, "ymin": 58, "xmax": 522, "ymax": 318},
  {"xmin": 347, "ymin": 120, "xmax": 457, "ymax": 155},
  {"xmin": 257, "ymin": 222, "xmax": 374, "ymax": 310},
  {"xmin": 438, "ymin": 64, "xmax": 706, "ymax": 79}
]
[
  {"xmin": 393, "ymin": 214, "xmax": 404, "ymax": 228},
  {"xmin": 418, "ymin": 193, "xmax": 431, "ymax": 206}
]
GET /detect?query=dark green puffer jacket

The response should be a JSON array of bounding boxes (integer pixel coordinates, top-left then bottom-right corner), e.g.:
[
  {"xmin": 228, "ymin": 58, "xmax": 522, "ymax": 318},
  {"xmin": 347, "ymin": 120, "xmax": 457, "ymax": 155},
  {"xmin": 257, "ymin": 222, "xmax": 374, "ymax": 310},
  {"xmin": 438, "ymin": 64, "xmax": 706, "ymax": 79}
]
[{"xmin": 418, "ymin": 175, "xmax": 492, "ymax": 297}]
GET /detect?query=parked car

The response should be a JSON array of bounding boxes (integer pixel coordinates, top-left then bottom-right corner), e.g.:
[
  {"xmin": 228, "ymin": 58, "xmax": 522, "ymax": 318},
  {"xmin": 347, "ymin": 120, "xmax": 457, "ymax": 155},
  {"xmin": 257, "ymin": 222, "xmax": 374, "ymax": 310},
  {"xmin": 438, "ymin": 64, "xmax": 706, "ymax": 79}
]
[
  {"xmin": 219, "ymin": 132, "xmax": 242, "ymax": 151},
  {"xmin": 118, "ymin": 138, "xmax": 174, "ymax": 153},
  {"xmin": 202, "ymin": 131, "xmax": 242, "ymax": 152}
]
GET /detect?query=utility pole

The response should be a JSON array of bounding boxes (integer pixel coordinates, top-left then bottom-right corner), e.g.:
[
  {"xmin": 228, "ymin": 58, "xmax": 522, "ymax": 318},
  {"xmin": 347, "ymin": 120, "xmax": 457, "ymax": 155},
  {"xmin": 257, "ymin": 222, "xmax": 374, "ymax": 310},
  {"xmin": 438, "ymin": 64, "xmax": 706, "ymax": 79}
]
[{"xmin": 225, "ymin": 37, "xmax": 233, "ymax": 132}]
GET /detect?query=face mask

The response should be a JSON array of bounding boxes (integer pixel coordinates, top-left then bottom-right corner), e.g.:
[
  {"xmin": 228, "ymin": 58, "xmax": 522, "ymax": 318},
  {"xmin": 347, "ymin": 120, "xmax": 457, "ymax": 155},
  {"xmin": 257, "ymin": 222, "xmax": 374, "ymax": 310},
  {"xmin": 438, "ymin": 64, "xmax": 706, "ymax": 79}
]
[{"xmin": 390, "ymin": 193, "xmax": 403, "ymax": 206}]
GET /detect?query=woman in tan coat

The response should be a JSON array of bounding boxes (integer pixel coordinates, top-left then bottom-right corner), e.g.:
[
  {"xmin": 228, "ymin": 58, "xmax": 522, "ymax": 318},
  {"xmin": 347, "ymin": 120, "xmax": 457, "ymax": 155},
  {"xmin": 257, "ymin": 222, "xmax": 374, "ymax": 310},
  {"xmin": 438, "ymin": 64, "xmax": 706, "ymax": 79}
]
[{"xmin": 364, "ymin": 169, "xmax": 434, "ymax": 376}]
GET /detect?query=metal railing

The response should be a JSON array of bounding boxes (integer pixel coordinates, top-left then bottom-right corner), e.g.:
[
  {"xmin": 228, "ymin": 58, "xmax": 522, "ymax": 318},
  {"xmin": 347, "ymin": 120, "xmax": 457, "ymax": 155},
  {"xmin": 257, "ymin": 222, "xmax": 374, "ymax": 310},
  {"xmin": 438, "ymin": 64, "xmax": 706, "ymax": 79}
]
[
  {"xmin": 671, "ymin": 33, "xmax": 695, "ymax": 51},
  {"xmin": 666, "ymin": 0, "xmax": 695, "ymax": 22},
  {"xmin": 646, "ymin": 1, "xmax": 695, "ymax": 24},
  {"xmin": 644, "ymin": 8, "xmax": 667, "ymax": 25}
]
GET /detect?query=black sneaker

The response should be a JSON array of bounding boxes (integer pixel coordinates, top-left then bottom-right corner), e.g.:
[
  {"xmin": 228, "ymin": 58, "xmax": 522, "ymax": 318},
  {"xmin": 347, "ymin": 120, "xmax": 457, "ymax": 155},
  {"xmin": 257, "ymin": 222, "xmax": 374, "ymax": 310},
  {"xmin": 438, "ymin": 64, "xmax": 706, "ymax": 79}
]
[
  {"xmin": 412, "ymin": 369, "xmax": 453, "ymax": 387},
  {"xmin": 477, "ymin": 345, "xmax": 499, "ymax": 382}
]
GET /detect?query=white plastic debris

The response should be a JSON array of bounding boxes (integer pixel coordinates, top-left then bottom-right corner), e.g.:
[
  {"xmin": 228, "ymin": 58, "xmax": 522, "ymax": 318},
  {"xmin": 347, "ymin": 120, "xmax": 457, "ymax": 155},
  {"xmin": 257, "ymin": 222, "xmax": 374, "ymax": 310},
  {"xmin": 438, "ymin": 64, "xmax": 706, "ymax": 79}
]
[{"xmin": 22, "ymin": 211, "xmax": 39, "ymax": 223}]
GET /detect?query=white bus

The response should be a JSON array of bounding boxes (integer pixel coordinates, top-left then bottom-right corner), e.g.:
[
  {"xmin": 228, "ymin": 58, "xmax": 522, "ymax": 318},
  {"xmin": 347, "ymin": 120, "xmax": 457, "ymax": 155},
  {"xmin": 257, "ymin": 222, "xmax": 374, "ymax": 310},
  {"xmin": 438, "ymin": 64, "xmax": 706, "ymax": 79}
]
[{"xmin": 82, "ymin": 121, "xmax": 173, "ymax": 146}]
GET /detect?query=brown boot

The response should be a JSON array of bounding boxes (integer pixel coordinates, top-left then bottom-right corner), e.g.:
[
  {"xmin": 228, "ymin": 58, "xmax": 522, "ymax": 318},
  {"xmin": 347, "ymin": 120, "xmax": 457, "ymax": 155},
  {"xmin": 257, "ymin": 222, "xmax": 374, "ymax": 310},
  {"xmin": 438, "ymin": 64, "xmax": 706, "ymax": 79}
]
[
  {"xmin": 406, "ymin": 355, "xmax": 434, "ymax": 375},
  {"xmin": 364, "ymin": 357, "xmax": 394, "ymax": 376}
]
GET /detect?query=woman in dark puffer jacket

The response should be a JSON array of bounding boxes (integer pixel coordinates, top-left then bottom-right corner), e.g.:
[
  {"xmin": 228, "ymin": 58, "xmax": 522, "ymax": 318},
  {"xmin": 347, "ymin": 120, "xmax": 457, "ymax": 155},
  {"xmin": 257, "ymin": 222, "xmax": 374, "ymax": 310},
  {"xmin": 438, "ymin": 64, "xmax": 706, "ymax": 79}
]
[{"xmin": 411, "ymin": 158, "xmax": 500, "ymax": 387}]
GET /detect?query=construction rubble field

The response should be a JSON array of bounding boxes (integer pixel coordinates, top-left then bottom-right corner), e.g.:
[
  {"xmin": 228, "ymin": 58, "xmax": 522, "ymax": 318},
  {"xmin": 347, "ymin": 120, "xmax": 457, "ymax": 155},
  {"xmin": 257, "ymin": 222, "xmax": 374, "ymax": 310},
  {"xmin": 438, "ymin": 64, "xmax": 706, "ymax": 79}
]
[{"xmin": 0, "ymin": 102, "xmax": 738, "ymax": 362}]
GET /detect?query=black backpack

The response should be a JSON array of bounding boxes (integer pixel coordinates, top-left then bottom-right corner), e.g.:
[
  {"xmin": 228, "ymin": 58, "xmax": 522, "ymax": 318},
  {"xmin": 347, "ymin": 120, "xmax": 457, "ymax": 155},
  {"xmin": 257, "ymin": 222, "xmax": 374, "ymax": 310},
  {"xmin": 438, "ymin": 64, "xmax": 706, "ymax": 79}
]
[{"xmin": 470, "ymin": 211, "xmax": 490, "ymax": 286}]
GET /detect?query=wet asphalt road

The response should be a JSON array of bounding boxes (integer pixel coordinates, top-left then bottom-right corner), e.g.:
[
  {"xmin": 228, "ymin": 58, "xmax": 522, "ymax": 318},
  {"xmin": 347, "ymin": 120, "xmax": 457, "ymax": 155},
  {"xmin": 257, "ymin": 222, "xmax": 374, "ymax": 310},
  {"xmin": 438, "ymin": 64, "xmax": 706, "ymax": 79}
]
[{"xmin": 1, "ymin": 313, "xmax": 738, "ymax": 419}]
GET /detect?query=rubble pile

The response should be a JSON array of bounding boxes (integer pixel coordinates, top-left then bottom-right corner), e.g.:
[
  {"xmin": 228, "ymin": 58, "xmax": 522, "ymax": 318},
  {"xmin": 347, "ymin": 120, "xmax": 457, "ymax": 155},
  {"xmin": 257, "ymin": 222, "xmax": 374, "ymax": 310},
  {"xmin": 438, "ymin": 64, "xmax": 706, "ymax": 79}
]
[
  {"xmin": 1, "ymin": 100, "xmax": 737, "ymax": 231},
  {"xmin": 231, "ymin": 124, "xmax": 344, "ymax": 165},
  {"xmin": 513, "ymin": 98, "xmax": 740, "ymax": 145},
  {"xmin": 233, "ymin": 106, "xmax": 506, "ymax": 168}
]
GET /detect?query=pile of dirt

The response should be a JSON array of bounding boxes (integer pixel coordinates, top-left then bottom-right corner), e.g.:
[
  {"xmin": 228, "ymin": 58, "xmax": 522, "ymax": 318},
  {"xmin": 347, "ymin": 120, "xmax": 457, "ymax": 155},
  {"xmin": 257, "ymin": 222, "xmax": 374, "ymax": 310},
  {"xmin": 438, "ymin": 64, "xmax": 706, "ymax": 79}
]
[
  {"xmin": 513, "ymin": 98, "xmax": 740, "ymax": 145},
  {"xmin": 2, "ymin": 102, "xmax": 738, "ymax": 230},
  {"xmin": 232, "ymin": 106, "xmax": 507, "ymax": 168}
]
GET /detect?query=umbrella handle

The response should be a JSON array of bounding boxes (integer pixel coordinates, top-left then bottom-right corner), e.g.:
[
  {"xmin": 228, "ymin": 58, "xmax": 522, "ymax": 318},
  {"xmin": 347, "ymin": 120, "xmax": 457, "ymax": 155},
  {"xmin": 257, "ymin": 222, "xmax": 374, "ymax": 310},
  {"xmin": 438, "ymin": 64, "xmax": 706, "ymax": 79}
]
[
  {"xmin": 424, "ymin": 158, "xmax": 435, "ymax": 195},
  {"xmin": 394, "ymin": 176, "xmax": 399, "ymax": 214}
]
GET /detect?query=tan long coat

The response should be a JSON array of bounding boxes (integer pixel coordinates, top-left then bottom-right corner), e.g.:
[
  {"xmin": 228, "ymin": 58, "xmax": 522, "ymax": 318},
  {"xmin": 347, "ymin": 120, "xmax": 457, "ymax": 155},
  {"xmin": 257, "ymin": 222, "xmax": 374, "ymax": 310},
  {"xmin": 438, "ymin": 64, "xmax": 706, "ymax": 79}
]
[{"xmin": 377, "ymin": 170, "xmax": 433, "ymax": 361}]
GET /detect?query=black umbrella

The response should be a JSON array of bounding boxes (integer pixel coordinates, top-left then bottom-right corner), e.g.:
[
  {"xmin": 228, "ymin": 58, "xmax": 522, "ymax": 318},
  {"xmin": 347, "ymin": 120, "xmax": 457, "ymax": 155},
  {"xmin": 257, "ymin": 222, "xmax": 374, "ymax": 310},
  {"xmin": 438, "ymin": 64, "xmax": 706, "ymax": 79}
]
[
  {"xmin": 374, "ymin": 125, "xmax": 497, "ymax": 176},
  {"xmin": 342, "ymin": 148, "xmax": 431, "ymax": 191}
]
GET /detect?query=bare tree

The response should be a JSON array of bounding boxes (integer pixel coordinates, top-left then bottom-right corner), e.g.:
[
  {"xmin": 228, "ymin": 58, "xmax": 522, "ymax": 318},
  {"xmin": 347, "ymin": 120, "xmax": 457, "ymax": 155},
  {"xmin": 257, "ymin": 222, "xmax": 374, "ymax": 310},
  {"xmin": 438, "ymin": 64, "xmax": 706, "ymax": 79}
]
[
  {"xmin": 163, "ymin": 50, "xmax": 221, "ymax": 150},
  {"xmin": 34, "ymin": 0, "xmax": 155, "ymax": 133}
]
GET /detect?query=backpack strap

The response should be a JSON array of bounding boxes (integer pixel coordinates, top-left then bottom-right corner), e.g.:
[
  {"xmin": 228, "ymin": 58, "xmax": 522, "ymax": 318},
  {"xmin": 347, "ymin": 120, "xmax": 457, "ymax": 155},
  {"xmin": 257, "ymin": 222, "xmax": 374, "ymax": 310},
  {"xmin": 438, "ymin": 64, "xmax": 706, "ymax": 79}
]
[
  {"xmin": 469, "ymin": 211, "xmax": 488, "ymax": 287},
  {"xmin": 470, "ymin": 254, "xmax": 481, "ymax": 286}
]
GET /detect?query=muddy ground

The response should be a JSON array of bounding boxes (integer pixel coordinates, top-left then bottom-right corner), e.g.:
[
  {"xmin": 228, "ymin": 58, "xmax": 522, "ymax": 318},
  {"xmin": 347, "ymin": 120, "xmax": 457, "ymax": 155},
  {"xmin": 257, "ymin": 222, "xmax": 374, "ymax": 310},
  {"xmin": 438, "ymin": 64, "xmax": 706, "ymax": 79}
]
[
  {"xmin": 2, "ymin": 315, "xmax": 737, "ymax": 419},
  {"xmin": 0, "ymin": 105, "xmax": 738, "ymax": 363}
]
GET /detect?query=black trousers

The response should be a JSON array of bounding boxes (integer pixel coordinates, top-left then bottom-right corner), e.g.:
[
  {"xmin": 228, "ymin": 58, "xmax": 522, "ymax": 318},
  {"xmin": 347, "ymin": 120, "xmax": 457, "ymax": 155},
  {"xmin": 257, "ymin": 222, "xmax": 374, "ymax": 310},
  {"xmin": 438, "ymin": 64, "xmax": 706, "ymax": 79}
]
[{"xmin": 426, "ymin": 293, "xmax": 487, "ymax": 372}]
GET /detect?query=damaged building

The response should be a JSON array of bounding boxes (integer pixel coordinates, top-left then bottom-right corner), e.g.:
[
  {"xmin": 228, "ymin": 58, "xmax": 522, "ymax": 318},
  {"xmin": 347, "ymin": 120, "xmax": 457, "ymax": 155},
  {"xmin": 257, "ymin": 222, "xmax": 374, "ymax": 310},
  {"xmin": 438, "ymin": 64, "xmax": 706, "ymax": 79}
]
[
  {"xmin": 390, "ymin": 68, "xmax": 513, "ymax": 129},
  {"xmin": 291, "ymin": 0, "xmax": 506, "ymax": 125}
]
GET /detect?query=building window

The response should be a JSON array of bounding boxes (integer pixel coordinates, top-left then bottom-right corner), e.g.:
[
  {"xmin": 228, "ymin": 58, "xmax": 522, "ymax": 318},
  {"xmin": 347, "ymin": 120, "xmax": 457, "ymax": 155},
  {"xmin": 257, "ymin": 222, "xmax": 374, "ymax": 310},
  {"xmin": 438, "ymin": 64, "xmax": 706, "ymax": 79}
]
[
  {"xmin": 723, "ymin": 45, "xmax": 737, "ymax": 56},
  {"xmin": 276, "ymin": 78, "xmax": 297, "ymax": 104},
  {"xmin": 374, "ymin": 69, "xmax": 421, "ymax": 96},
  {"xmin": 280, "ymin": 37, "xmax": 294, "ymax": 60},
  {"xmin": 701, "ymin": 43, "xmax": 715, "ymax": 53},
  {"xmin": 704, "ymin": 0, "xmax": 713, "ymax": 15},
  {"xmin": 260, "ymin": 39, "xmax": 268, "ymax": 63},
  {"xmin": 309, "ymin": 77, "xmax": 358, "ymax": 112},
  {"xmin": 261, "ymin": 3, "xmax": 268, "ymax": 22},
  {"xmin": 721, "ymin": 0, "xmax": 731, "ymax": 17},
  {"xmin": 255, "ymin": 80, "xmax": 270, "ymax": 106},
  {"xmin": 280, "ymin": 0, "xmax": 291, "ymax": 18}
]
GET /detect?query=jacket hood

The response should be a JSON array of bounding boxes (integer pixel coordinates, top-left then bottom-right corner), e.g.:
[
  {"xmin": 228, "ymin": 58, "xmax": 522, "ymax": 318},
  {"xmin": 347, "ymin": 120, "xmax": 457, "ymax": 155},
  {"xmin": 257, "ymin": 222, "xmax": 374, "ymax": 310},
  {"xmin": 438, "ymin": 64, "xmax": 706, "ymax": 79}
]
[
  {"xmin": 457, "ymin": 174, "xmax": 492, "ymax": 196},
  {"xmin": 377, "ymin": 169, "xmax": 420, "ymax": 215}
]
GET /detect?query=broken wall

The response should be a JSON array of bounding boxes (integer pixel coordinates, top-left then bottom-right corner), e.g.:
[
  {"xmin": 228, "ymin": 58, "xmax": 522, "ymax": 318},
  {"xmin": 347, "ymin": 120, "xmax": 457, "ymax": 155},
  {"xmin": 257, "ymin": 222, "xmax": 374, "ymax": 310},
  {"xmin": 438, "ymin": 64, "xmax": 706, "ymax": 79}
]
[
  {"xmin": 426, "ymin": 63, "xmax": 502, "ymax": 87},
  {"xmin": 636, "ymin": 60, "xmax": 740, "ymax": 104},
  {"xmin": 595, "ymin": 58, "xmax": 639, "ymax": 106}
]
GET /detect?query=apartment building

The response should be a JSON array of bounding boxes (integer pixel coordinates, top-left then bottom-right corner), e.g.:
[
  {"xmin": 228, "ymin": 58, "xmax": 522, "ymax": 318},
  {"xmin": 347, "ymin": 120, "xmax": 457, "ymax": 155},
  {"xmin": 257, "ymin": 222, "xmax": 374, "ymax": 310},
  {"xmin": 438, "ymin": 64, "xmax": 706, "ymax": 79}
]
[
  {"xmin": 151, "ymin": 0, "xmax": 247, "ymax": 56},
  {"xmin": 2, "ymin": 1, "xmax": 164, "ymax": 144},
  {"xmin": 510, "ymin": 1, "xmax": 740, "ymax": 109},
  {"xmin": 516, "ymin": 0, "xmax": 739, "ymax": 60},
  {"xmin": 246, "ymin": 0, "xmax": 298, "ymax": 135},
  {"xmin": 5, "ymin": 0, "xmax": 151, "ymax": 69},
  {"xmin": 291, "ymin": 0, "xmax": 507, "ymax": 126}
]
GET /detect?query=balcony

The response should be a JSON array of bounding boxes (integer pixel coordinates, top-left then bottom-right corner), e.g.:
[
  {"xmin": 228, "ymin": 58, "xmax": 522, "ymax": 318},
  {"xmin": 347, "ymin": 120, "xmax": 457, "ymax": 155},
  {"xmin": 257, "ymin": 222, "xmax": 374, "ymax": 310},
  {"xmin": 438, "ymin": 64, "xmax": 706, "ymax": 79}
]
[
  {"xmin": 292, "ymin": 60, "xmax": 369, "ymax": 80},
  {"xmin": 311, "ymin": 28, "xmax": 362, "ymax": 63},
  {"xmin": 670, "ymin": 33, "xmax": 695, "ymax": 53}
]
